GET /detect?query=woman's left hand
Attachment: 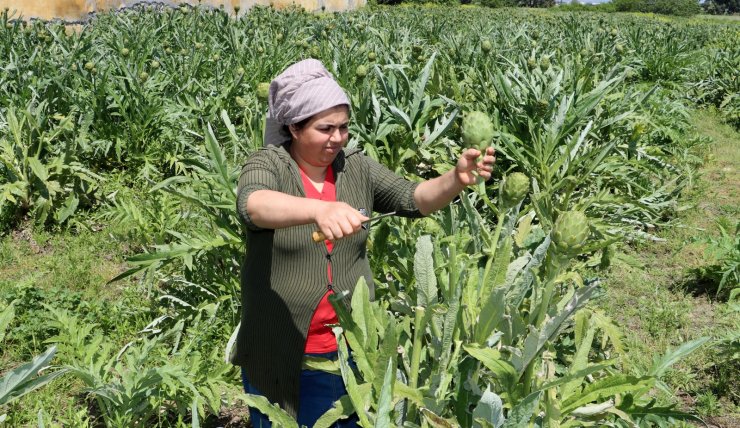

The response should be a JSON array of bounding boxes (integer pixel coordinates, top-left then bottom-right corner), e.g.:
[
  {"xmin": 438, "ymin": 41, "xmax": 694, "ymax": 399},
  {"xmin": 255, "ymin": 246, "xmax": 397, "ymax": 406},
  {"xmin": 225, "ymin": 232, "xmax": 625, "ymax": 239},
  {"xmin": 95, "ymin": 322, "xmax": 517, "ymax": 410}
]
[{"xmin": 455, "ymin": 147, "xmax": 496, "ymax": 186}]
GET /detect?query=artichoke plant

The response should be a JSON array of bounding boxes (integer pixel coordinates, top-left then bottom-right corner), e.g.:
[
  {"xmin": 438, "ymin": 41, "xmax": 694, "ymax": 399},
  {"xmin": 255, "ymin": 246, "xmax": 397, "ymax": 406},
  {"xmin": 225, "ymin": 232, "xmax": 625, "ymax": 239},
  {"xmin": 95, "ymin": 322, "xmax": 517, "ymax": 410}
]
[
  {"xmin": 461, "ymin": 111, "xmax": 494, "ymax": 151},
  {"xmin": 552, "ymin": 210, "xmax": 590, "ymax": 257},
  {"xmin": 501, "ymin": 172, "xmax": 530, "ymax": 209},
  {"xmin": 481, "ymin": 39, "xmax": 492, "ymax": 53},
  {"xmin": 256, "ymin": 82, "xmax": 270, "ymax": 101}
]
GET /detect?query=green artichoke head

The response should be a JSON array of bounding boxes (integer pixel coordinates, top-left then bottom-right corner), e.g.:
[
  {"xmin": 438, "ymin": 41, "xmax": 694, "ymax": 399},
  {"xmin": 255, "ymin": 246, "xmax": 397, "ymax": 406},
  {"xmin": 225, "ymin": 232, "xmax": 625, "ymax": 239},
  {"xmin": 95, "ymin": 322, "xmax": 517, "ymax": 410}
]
[
  {"xmin": 461, "ymin": 111, "xmax": 494, "ymax": 151},
  {"xmin": 481, "ymin": 39, "xmax": 493, "ymax": 53},
  {"xmin": 356, "ymin": 65, "xmax": 368, "ymax": 78},
  {"xmin": 552, "ymin": 211, "xmax": 590, "ymax": 256},
  {"xmin": 256, "ymin": 82, "xmax": 270, "ymax": 101},
  {"xmin": 501, "ymin": 172, "xmax": 529, "ymax": 208}
]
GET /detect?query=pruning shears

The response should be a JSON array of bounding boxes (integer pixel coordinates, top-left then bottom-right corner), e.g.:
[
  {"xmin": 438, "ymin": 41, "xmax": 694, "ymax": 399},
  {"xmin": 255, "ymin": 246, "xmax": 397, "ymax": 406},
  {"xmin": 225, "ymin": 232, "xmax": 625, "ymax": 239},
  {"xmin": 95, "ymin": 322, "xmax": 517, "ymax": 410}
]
[{"xmin": 312, "ymin": 211, "xmax": 396, "ymax": 243}]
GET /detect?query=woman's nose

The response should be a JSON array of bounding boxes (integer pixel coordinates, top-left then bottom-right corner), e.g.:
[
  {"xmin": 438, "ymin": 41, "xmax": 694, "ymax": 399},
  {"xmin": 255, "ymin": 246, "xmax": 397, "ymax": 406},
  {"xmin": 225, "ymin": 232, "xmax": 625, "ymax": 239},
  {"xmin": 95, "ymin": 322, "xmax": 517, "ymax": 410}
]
[{"xmin": 329, "ymin": 128, "xmax": 344, "ymax": 142}]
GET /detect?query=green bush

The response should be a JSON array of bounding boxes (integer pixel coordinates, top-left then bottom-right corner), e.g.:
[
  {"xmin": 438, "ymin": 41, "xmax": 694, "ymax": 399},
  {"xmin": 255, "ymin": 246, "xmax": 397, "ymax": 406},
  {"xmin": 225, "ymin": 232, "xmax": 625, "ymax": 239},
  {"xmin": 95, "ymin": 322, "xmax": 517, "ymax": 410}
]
[
  {"xmin": 612, "ymin": 0, "xmax": 701, "ymax": 15},
  {"xmin": 554, "ymin": 1, "xmax": 616, "ymax": 11},
  {"xmin": 613, "ymin": 0, "xmax": 649, "ymax": 11},
  {"xmin": 702, "ymin": 0, "xmax": 740, "ymax": 13},
  {"xmin": 652, "ymin": 0, "xmax": 702, "ymax": 15}
]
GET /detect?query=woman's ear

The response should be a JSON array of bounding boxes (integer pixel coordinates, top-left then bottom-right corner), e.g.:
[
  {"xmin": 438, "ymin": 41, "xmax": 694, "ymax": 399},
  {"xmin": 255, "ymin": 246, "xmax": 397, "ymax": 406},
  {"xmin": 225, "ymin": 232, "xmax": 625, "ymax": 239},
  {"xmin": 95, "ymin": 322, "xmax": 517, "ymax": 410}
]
[{"xmin": 288, "ymin": 124, "xmax": 299, "ymax": 140}]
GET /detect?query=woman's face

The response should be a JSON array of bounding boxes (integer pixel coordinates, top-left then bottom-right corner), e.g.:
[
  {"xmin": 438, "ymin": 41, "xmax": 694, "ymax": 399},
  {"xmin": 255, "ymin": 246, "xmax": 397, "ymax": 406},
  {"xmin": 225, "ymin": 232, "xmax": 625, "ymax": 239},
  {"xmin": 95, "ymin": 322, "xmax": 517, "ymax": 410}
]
[{"xmin": 289, "ymin": 105, "xmax": 349, "ymax": 169}]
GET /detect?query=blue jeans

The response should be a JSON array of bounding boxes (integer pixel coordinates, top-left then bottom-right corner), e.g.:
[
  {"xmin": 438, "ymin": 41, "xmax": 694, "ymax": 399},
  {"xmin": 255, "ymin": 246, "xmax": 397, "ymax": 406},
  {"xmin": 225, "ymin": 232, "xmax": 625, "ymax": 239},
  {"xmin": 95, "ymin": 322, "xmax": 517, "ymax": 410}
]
[{"xmin": 241, "ymin": 352, "xmax": 359, "ymax": 428}]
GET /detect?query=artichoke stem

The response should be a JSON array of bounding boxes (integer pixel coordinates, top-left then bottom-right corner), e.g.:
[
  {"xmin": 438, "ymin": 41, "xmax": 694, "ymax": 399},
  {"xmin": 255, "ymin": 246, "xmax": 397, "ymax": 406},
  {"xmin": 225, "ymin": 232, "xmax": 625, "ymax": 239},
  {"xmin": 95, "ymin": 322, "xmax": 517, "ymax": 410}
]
[
  {"xmin": 448, "ymin": 242, "xmax": 458, "ymax": 302},
  {"xmin": 488, "ymin": 208, "xmax": 507, "ymax": 264},
  {"xmin": 408, "ymin": 306, "xmax": 427, "ymax": 421},
  {"xmin": 535, "ymin": 249, "xmax": 568, "ymax": 327}
]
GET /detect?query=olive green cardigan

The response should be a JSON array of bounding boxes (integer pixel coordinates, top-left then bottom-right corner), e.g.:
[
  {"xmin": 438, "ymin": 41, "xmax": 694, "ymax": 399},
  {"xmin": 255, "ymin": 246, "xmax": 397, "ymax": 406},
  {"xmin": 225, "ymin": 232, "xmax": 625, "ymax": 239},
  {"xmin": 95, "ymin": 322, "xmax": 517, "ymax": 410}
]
[{"xmin": 232, "ymin": 144, "xmax": 421, "ymax": 418}]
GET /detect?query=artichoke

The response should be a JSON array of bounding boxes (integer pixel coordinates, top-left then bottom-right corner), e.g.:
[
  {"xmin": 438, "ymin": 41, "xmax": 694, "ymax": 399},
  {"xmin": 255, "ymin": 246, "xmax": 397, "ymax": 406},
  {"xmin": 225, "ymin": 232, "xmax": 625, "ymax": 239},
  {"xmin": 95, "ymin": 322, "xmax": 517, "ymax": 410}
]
[
  {"xmin": 84, "ymin": 61, "xmax": 94, "ymax": 71},
  {"xmin": 461, "ymin": 111, "xmax": 494, "ymax": 151},
  {"xmin": 355, "ymin": 65, "xmax": 368, "ymax": 78},
  {"xmin": 481, "ymin": 39, "xmax": 492, "ymax": 53},
  {"xmin": 501, "ymin": 173, "xmax": 529, "ymax": 209},
  {"xmin": 551, "ymin": 211, "xmax": 590, "ymax": 256},
  {"xmin": 631, "ymin": 122, "xmax": 647, "ymax": 139},
  {"xmin": 120, "ymin": 48, "xmax": 130, "ymax": 57},
  {"xmin": 368, "ymin": 51, "xmax": 376, "ymax": 61},
  {"xmin": 256, "ymin": 82, "xmax": 270, "ymax": 101}
]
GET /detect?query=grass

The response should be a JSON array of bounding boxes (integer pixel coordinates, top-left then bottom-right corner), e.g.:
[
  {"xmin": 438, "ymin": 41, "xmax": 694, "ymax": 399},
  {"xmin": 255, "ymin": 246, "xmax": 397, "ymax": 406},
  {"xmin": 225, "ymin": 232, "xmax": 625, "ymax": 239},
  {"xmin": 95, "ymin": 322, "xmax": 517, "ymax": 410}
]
[
  {"xmin": 599, "ymin": 108, "xmax": 740, "ymax": 424},
  {"xmin": 0, "ymin": 227, "xmax": 157, "ymax": 425},
  {"xmin": 0, "ymin": 225, "xmax": 244, "ymax": 427}
]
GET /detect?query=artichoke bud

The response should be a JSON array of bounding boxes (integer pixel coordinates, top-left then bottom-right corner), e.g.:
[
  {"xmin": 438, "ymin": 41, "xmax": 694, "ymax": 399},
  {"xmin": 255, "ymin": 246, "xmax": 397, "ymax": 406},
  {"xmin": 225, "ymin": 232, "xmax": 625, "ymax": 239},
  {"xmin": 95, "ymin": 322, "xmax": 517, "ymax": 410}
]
[
  {"xmin": 368, "ymin": 51, "xmax": 376, "ymax": 62},
  {"xmin": 84, "ymin": 61, "xmax": 94, "ymax": 71},
  {"xmin": 139, "ymin": 71, "xmax": 149, "ymax": 81},
  {"xmin": 527, "ymin": 57, "xmax": 537, "ymax": 70},
  {"xmin": 121, "ymin": 48, "xmax": 130, "ymax": 57},
  {"xmin": 501, "ymin": 172, "xmax": 529, "ymax": 209},
  {"xmin": 355, "ymin": 65, "xmax": 368, "ymax": 78},
  {"xmin": 535, "ymin": 99, "xmax": 549, "ymax": 115},
  {"xmin": 256, "ymin": 82, "xmax": 270, "ymax": 101},
  {"xmin": 481, "ymin": 39, "xmax": 492, "ymax": 53},
  {"xmin": 551, "ymin": 211, "xmax": 590, "ymax": 256},
  {"xmin": 461, "ymin": 111, "xmax": 494, "ymax": 151},
  {"xmin": 390, "ymin": 126, "xmax": 406, "ymax": 143},
  {"xmin": 631, "ymin": 122, "xmax": 647, "ymax": 139}
]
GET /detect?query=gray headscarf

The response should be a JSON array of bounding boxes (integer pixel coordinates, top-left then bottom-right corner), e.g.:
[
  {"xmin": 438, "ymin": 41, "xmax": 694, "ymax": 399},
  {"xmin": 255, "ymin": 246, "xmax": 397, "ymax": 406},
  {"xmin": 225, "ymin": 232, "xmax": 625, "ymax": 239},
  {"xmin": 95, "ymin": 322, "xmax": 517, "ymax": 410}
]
[{"xmin": 263, "ymin": 59, "xmax": 351, "ymax": 147}]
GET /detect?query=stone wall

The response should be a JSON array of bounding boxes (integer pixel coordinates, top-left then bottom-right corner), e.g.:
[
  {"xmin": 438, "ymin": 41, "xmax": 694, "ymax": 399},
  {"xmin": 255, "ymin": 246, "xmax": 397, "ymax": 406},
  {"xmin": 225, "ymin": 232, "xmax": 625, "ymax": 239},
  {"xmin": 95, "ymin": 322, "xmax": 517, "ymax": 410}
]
[{"xmin": 0, "ymin": 0, "xmax": 364, "ymax": 21}]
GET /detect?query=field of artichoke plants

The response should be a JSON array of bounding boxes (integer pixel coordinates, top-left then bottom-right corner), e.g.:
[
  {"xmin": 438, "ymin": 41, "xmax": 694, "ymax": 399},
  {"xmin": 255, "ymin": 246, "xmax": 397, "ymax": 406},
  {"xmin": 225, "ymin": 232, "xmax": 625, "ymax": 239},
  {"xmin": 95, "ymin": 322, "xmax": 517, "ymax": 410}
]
[{"xmin": 1, "ymin": 3, "xmax": 739, "ymax": 427}]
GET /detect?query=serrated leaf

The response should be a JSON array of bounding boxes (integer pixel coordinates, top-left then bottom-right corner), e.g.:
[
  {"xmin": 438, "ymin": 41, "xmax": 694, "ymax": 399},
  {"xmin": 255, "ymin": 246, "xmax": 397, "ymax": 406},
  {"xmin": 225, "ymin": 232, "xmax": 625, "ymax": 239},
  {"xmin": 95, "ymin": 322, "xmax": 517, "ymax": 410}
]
[
  {"xmin": 502, "ymin": 391, "xmax": 541, "ymax": 428},
  {"xmin": 238, "ymin": 393, "xmax": 299, "ymax": 428},
  {"xmin": 561, "ymin": 375, "xmax": 654, "ymax": 415},
  {"xmin": 463, "ymin": 345, "xmax": 517, "ymax": 395},
  {"xmin": 511, "ymin": 282, "xmax": 599, "ymax": 374},
  {"xmin": 415, "ymin": 235, "xmax": 438, "ymax": 307},
  {"xmin": 27, "ymin": 157, "xmax": 48, "ymax": 182},
  {"xmin": 0, "ymin": 303, "xmax": 15, "ymax": 343},
  {"xmin": 0, "ymin": 346, "xmax": 67, "ymax": 406},
  {"xmin": 56, "ymin": 194, "xmax": 78, "ymax": 224},
  {"xmin": 314, "ymin": 394, "xmax": 355, "ymax": 428},
  {"xmin": 375, "ymin": 358, "xmax": 394, "ymax": 427},
  {"xmin": 474, "ymin": 287, "xmax": 506, "ymax": 346},
  {"xmin": 473, "ymin": 386, "xmax": 504, "ymax": 428},
  {"xmin": 648, "ymin": 337, "xmax": 710, "ymax": 379}
]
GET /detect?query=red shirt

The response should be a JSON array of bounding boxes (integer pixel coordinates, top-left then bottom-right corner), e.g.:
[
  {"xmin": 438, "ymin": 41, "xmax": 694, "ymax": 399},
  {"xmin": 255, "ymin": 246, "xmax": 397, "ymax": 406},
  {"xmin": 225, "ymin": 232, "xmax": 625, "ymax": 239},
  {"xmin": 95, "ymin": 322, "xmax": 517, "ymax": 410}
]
[{"xmin": 299, "ymin": 166, "xmax": 339, "ymax": 354}]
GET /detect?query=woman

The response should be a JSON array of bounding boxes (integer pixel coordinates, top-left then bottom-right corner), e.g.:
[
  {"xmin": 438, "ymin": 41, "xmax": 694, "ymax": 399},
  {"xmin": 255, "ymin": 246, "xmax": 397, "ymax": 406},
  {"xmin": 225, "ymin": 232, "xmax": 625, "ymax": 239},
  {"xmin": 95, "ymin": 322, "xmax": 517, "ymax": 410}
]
[{"xmin": 232, "ymin": 59, "xmax": 495, "ymax": 427}]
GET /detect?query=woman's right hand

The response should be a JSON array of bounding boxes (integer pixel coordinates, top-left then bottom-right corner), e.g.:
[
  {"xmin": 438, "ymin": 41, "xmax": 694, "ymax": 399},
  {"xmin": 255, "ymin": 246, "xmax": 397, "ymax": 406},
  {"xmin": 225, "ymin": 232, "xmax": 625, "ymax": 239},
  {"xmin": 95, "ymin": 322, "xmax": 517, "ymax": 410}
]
[{"xmin": 313, "ymin": 202, "xmax": 369, "ymax": 241}]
